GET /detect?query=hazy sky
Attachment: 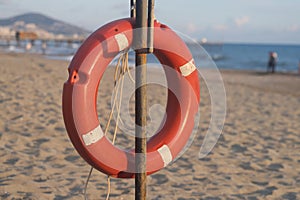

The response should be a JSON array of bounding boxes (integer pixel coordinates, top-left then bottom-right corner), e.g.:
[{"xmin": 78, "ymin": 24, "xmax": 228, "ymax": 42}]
[{"xmin": 1, "ymin": 0, "xmax": 300, "ymax": 44}]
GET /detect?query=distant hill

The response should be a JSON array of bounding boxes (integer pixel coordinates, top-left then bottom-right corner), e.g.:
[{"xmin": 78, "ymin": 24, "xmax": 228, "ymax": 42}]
[{"xmin": 0, "ymin": 12, "xmax": 90, "ymax": 36}]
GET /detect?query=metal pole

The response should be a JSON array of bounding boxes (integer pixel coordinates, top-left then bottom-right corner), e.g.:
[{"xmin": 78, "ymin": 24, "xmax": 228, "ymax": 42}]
[
  {"xmin": 130, "ymin": 0, "xmax": 136, "ymax": 18},
  {"xmin": 135, "ymin": 0, "xmax": 148, "ymax": 200},
  {"xmin": 147, "ymin": 0, "xmax": 154, "ymax": 53}
]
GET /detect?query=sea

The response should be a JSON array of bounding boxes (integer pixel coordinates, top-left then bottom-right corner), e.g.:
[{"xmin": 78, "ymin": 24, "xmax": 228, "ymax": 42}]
[
  {"xmin": 1, "ymin": 39, "xmax": 300, "ymax": 73},
  {"xmin": 199, "ymin": 43, "xmax": 300, "ymax": 73}
]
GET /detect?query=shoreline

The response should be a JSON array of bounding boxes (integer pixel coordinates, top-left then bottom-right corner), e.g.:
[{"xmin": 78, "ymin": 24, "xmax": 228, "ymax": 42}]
[
  {"xmin": 1, "ymin": 50, "xmax": 300, "ymax": 75},
  {"xmin": 1, "ymin": 41, "xmax": 300, "ymax": 74}
]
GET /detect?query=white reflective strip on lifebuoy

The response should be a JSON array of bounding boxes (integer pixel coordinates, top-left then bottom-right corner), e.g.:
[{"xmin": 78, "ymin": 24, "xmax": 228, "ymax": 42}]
[
  {"xmin": 157, "ymin": 145, "xmax": 173, "ymax": 167},
  {"xmin": 114, "ymin": 33, "xmax": 129, "ymax": 51},
  {"xmin": 179, "ymin": 60, "xmax": 196, "ymax": 77},
  {"xmin": 82, "ymin": 125, "xmax": 104, "ymax": 146}
]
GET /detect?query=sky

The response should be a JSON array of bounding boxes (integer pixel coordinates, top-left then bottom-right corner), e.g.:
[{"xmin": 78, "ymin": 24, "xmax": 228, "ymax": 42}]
[{"xmin": 0, "ymin": 0, "xmax": 300, "ymax": 44}]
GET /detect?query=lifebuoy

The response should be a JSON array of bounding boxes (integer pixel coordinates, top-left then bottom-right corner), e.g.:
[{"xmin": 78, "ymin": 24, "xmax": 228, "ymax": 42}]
[{"xmin": 62, "ymin": 18, "xmax": 200, "ymax": 178}]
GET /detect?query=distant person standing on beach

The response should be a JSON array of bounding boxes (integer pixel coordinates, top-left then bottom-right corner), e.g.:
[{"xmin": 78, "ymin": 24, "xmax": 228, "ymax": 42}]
[
  {"xmin": 15, "ymin": 31, "xmax": 20, "ymax": 47},
  {"xmin": 42, "ymin": 41, "xmax": 47, "ymax": 55},
  {"xmin": 267, "ymin": 51, "xmax": 278, "ymax": 73}
]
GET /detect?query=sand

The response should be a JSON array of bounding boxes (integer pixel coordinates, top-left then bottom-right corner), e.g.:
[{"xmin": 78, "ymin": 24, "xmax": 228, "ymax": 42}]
[{"xmin": 0, "ymin": 52, "xmax": 300, "ymax": 199}]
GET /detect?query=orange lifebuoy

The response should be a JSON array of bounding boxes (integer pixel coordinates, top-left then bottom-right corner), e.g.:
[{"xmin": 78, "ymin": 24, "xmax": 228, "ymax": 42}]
[{"xmin": 62, "ymin": 18, "xmax": 200, "ymax": 178}]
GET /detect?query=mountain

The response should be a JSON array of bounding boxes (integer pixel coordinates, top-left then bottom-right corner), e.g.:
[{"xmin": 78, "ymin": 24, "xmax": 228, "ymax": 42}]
[{"xmin": 0, "ymin": 12, "xmax": 90, "ymax": 36}]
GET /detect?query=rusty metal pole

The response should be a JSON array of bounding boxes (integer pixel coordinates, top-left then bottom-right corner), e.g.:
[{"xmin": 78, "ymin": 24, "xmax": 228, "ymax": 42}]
[
  {"xmin": 135, "ymin": 0, "xmax": 148, "ymax": 200},
  {"xmin": 147, "ymin": 0, "xmax": 154, "ymax": 53}
]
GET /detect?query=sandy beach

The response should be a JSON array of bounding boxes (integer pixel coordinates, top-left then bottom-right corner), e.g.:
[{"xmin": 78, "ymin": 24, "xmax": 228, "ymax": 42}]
[{"xmin": 1, "ymin": 52, "xmax": 300, "ymax": 200}]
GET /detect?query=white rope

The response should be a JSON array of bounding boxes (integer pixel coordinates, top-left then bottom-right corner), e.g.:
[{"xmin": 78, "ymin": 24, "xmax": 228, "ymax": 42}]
[
  {"xmin": 114, "ymin": 52, "xmax": 135, "ymax": 129},
  {"xmin": 83, "ymin": 51, "xmax": 130, "ymax": 200},
  {"xmin": 105, "ymin": 176, "xmax": 111, "ymax": 200},
  {"xmin": 107, "ymin": 52, "xmax": 128, "ymax": 199},
  {"xmin": 84, "ymin": 167, "xmax": 94, "ymax": 200}
]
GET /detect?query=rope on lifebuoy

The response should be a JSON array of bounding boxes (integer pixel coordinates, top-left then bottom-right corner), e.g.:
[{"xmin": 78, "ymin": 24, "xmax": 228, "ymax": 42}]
[{"xmin": 83, "ymin": 51, "xmax": 131, "ymax": 199}]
